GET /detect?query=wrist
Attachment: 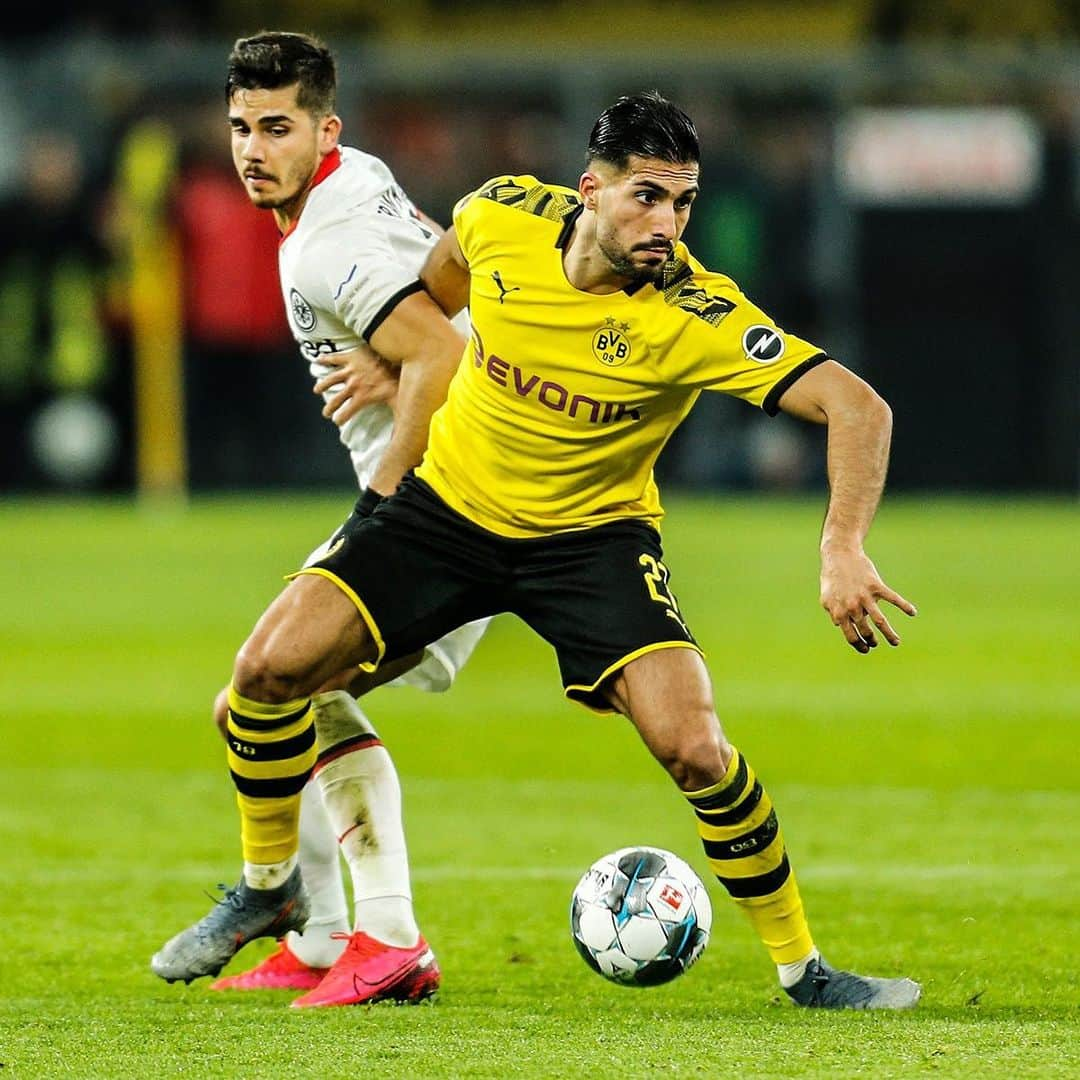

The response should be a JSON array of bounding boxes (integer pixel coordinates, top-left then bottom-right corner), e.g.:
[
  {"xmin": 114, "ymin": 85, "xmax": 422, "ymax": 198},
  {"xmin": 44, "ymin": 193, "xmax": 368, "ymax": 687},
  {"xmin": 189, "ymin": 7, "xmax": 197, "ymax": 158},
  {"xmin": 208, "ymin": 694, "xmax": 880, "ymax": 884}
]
[{"xmin": 820, "ymin": 535, "xmax": 863, "ymax": 556}]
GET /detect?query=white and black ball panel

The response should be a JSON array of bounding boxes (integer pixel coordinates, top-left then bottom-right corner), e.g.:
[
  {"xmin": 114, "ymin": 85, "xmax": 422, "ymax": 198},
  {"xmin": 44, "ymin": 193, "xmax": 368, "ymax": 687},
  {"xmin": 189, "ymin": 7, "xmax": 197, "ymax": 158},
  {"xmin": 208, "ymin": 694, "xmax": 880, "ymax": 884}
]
[{"xmin": 570, "ymin": 846, "xmax": 711, "ymax": 987}]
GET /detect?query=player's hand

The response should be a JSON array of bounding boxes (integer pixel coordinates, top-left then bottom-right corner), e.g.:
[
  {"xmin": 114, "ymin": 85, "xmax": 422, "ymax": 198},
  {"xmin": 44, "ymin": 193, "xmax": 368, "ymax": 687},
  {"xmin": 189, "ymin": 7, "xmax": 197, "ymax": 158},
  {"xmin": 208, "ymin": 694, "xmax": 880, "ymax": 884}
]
[
  {"xmin": 819, "ymin": 547, "xmax": 917, "ymax": 654},
  {"xmin": 313, "ymin": 346, "xmax": 399, "ymax": 427}
]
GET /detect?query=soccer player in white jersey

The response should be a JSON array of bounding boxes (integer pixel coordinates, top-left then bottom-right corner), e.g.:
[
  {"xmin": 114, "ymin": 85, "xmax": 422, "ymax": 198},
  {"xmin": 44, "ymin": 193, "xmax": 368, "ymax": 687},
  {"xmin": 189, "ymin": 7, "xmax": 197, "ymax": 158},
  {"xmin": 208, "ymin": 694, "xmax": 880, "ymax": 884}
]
[{"xmin": 151, "ymin": 31, "xmax": 487, "ymax": 1008}]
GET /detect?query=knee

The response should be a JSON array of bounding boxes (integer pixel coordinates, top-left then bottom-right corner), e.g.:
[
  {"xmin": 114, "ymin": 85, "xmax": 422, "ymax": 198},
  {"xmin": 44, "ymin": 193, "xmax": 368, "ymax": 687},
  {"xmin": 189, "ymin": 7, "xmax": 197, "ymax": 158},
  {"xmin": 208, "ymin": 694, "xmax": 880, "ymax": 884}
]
[
  {"xmin": 232, "ymin": 642, "xmax": 308, "ymax": 704},
  {"xmin": 212, "ymin": 686, "xmax": 230, "ymax": 740},
  {"xmin": 656, "ymin": 719, "xmax": 733, "ymax": 792}
]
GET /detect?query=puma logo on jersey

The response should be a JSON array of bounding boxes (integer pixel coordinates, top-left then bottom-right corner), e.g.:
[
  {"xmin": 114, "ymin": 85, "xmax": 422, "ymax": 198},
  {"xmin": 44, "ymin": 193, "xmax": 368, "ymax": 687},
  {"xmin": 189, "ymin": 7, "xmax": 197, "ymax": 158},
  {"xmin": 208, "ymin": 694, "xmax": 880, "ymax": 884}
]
[{"xmin": 492, "ymin": 271, "xmax": 521, "ymax": 303}]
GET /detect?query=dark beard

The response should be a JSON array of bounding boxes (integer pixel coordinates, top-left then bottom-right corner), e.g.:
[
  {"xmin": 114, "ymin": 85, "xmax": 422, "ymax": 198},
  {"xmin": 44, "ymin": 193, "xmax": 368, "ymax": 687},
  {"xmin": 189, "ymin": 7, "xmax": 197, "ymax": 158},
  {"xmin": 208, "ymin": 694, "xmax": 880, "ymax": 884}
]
[
  {"xmin": 598, "ymin": 235, "xmax": 668, "ymax": 287},
  {"xmin": 609, "ymin": 251, "xmax": 666, "ymax": 287}
]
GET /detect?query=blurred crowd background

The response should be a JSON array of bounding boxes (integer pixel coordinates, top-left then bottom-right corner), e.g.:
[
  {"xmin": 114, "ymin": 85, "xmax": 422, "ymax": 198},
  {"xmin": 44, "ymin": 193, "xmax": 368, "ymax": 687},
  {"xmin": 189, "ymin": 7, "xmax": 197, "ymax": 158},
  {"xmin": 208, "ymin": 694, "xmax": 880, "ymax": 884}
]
[{"xmin": 1, "ymin": 0, "xmax": 1077, "ymax": 499}]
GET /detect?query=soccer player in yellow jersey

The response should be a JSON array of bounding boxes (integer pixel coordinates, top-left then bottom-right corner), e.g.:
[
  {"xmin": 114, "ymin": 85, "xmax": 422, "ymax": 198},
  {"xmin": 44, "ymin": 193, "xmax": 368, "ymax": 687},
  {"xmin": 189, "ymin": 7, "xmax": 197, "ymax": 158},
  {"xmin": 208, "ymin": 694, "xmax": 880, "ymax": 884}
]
[{"xmin": 160, "ymin": 90, "xmax": 920, "ymax": 1009}]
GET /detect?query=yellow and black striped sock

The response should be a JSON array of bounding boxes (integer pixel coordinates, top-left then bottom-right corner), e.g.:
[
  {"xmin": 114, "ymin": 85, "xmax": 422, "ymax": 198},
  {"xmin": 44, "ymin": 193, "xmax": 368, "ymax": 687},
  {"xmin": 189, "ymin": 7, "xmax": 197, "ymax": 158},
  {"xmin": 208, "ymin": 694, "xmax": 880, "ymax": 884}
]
[
  {"xmin": 226, "ymin": 686, "xmax": 317, "ymax": 866},
  {"xmin": 686, "ymin": 747, "xmax": 814, "ymax": 964}
]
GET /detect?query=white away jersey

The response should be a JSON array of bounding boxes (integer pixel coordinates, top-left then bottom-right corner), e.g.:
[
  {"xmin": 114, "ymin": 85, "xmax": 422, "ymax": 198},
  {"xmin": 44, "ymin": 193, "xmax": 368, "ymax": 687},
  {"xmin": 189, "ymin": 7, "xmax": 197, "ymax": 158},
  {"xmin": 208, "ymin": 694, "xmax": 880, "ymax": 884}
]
[{"xmin": 278, "ymin": 145, "xmax": 469, "ymax": 486}]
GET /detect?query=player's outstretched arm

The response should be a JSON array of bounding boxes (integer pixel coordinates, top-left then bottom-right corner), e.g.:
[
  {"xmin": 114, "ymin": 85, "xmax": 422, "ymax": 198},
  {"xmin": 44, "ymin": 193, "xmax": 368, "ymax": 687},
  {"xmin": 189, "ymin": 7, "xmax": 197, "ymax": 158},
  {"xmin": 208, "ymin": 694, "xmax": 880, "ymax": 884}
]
[
  {"xmin": 775, "ymin": 360, "xmax": 917, "ymax": 653},
  {"xmin": 419, "ymin": 227, "xmax": 471, "ymax": 318},
  {"xmin": 364, "ymin": 291, "xmax": 467, "ymax": 496}
]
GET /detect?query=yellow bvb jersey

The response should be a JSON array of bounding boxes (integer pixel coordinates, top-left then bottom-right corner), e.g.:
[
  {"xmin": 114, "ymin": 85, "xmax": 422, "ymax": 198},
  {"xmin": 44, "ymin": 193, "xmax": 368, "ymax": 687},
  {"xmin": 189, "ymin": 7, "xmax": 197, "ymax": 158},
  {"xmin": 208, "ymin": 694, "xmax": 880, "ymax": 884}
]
[{"xmin": 416, "ymin": 174, "xmax": 829, "ymax": 537}]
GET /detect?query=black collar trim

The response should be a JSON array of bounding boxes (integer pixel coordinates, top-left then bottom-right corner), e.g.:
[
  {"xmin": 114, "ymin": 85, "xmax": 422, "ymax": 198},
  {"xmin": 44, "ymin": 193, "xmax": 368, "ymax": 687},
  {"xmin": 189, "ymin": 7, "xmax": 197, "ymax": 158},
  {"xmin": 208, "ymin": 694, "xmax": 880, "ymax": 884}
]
[{"xmin": 554, "ymin": 204, "xmax": 584, "ymax": 250}]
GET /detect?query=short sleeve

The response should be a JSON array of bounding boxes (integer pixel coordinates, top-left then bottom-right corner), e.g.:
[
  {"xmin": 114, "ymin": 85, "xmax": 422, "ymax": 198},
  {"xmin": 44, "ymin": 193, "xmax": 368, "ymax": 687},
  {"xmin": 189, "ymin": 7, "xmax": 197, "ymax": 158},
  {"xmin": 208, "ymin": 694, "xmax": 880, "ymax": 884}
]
[
  {"xmin": 312, "ymin": 215, "xmax": 422, "ymax": 342},
  {"xmin": 672, "ymin": 283, "xmax": 828, "ymax": 414},
  {"xmin": 452, "ymin": 174, "xmax": 540, "ymax": 265}
]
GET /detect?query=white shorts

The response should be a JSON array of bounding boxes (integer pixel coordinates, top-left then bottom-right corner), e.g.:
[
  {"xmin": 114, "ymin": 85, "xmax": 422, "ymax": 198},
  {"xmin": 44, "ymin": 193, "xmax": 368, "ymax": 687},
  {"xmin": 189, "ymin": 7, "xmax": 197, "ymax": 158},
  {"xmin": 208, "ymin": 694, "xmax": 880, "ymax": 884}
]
[{"xmin": 305, "ymin": 530, "xmax": 489, "ymax": 692}]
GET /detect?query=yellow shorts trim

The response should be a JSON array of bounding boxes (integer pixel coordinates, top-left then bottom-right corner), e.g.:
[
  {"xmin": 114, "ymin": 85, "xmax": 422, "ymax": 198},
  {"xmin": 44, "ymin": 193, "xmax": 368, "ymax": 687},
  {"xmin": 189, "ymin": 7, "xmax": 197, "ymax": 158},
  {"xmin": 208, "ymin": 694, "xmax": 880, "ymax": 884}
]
[
  {"xmin": 564, "ymin": 640, "xmax": 706, "ymax": 714},
  {"xmin": 285, "ymin": 566, "xmax": 386, "ymax": 673}
]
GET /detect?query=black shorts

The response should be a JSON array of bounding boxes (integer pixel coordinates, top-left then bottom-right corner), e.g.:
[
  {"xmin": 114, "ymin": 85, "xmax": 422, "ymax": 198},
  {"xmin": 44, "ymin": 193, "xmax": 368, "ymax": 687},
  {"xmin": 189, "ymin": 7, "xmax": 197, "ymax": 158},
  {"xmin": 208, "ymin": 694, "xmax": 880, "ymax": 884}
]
[{"xmin": 297, "ymin": 474, "xmax": 701, "ymax": 712}]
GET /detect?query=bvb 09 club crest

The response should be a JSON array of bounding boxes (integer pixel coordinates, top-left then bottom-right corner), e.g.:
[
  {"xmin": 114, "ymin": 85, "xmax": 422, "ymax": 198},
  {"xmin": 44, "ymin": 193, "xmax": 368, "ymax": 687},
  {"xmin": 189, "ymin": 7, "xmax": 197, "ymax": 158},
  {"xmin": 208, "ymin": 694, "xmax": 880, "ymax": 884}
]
[{"xmin": 592, "ymin": 316, "xmax": 632, "ymax": 367}]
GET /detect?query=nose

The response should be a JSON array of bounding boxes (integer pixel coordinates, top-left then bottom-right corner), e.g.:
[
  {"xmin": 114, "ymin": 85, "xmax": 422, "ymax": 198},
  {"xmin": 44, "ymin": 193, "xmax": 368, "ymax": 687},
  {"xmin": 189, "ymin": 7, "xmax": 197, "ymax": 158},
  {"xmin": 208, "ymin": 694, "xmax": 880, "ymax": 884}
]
[
  {"xmin": 651, "ymin": 202, "xmax": 677, "ymax": 241},
  {"xmin": 239, "ymin": 132, "xmax": 265, "ymax": 162}
]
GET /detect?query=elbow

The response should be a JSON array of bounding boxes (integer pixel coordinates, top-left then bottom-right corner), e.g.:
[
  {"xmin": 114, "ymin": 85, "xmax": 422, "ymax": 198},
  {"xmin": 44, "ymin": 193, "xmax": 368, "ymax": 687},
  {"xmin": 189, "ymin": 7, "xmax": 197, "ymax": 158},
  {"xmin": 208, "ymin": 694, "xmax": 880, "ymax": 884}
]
[
  {"xmin": 873, "ymin": 389, "xmax": 893, "ymax": 439},
  {"xmin": 865, "ymin": 385, "xmax": 892, "ymax": 433},
  {"xmin": 855, "ymin": 386, "xmax": 893, "ymax": 457},
  {"xmin": 400, "ymin": 327, "xmax": 466, "ymax": 382},
  {"xmin": 433, "ymin": 325, "xmax": 468, "ymax": 377},
  {"xmin": 838, "ymin": 377, "xmax": 891, "ymax": 434}
]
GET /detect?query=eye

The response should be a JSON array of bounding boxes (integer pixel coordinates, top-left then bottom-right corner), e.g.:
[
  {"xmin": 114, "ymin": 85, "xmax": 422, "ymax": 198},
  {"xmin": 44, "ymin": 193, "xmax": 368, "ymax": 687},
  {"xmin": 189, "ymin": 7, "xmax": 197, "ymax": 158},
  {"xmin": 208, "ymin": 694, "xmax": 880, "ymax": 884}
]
[
  {"xmin": 635, "ymin": 190, "xmax": 657, "ymax": 204},
  {"xmin": 270, "ymin": 125, "xmax": 290, "ymax": 137}
]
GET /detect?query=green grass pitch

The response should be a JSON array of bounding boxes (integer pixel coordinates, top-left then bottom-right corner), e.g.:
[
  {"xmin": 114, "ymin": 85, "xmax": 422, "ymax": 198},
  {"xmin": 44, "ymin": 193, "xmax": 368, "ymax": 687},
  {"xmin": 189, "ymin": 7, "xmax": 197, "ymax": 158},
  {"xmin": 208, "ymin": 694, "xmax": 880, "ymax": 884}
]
[{"xmin": 2, "ymin": 492, "xmax": 1077, "ymax": 1078}]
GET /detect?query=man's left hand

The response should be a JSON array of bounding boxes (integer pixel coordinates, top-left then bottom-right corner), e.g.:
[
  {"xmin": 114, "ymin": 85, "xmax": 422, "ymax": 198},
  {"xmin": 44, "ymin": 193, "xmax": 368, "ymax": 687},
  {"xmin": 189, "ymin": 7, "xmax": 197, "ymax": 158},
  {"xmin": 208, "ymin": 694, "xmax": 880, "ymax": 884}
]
[{"xmin": 820, "ymin": 547, "xmax": 917, "ymax": 654}]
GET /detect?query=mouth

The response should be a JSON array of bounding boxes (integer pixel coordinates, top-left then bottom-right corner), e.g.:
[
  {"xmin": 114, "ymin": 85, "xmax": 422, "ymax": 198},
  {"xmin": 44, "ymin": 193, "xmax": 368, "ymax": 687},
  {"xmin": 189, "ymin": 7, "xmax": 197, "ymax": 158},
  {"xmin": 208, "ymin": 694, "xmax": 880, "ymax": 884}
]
[{"xmin": 245, "ymin": 172, "xmax": 274, "ymax": 185}]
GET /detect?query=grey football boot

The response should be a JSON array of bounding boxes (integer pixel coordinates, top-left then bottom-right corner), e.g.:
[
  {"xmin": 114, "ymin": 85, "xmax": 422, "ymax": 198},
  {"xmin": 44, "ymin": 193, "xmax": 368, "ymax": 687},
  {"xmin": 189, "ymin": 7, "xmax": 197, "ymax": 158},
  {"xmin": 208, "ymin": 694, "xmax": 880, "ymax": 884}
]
[
  {"xmin": 785, "ymin": 955, "xmax": 922, "ymax": 1010},
  {"xmin": 151, "ymin": 866, "xmax": 310, "ymax": 983}
]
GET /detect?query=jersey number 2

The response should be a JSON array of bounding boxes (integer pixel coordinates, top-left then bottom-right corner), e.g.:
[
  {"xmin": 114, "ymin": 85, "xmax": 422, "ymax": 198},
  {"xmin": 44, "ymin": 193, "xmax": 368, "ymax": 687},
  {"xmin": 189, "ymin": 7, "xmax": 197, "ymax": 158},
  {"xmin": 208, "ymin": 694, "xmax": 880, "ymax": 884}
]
[{"xmin": 638, "ymin": 554, "xmax": 690, "ymax": 636}]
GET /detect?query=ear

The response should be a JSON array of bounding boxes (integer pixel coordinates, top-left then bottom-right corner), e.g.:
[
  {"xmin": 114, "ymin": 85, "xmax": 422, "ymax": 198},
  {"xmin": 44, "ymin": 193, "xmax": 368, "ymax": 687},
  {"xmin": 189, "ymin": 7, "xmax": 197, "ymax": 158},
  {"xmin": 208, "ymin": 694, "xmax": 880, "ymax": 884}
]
[
  {"xmin": 579, "ymin": 170, "xmax": 600, "ymax": 212},
  {"xmin": 319, "ymin": 113, "xmax": 342, "ymax": 154}
]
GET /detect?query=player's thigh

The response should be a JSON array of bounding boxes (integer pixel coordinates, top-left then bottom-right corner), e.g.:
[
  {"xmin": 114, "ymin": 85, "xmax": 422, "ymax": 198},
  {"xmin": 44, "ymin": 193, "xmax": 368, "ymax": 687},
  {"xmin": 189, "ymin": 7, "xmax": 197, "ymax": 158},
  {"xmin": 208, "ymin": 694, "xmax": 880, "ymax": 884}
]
[
  {"xmin": 512, "ymin": 521, "xmax": 700, "ymax": 711},
  {"xmin": 302, "ymin": 476, "xmax": 499, "ymax": 665},
  {"xmin": 236, "ymin": 572, "xmax": 374, "ymax": 697}
]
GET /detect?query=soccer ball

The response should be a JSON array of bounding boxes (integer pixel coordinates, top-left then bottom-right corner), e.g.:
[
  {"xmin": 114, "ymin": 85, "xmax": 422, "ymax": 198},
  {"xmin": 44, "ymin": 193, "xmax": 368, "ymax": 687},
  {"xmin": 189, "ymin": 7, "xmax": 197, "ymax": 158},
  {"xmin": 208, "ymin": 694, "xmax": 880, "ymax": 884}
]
[{"xmin": 570, "ymin": 846, "xmax": 712, "ymax": 987}]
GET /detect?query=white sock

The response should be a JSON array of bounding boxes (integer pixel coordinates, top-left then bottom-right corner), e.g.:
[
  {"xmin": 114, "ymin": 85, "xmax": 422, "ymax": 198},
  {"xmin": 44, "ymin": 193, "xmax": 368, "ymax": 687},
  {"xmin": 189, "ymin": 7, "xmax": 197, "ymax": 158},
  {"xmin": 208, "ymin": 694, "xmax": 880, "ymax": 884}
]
[
  {"xmin": 354, "ymin": 895, "xmax": 419, "ymax": 949},
  {"xmin": 242, "ymin": 854, "xmax": 297, "ymax": 891},
  {"xmin": 778, "ymin": 947, "xmax": 821, "ymax": 988},
  {"xmin": 311, "ymin": 692, "xmax": 421, "ymax": 949},
  {"xmin": 283, "ymin": 780, "xmax": 350, "ymax": 969}
]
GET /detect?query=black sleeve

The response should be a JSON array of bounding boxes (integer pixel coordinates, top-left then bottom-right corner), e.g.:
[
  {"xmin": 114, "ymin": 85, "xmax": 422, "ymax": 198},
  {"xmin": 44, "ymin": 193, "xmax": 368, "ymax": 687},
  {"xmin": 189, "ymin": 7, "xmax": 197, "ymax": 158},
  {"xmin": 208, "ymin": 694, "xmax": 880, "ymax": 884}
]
[
  {"xmin": 361, "ymin": 280, "xmax": 425, "ymax": 342},
  {"xmin": 762, "ymin": 353, "xmax": 830, "ymax": 416}
]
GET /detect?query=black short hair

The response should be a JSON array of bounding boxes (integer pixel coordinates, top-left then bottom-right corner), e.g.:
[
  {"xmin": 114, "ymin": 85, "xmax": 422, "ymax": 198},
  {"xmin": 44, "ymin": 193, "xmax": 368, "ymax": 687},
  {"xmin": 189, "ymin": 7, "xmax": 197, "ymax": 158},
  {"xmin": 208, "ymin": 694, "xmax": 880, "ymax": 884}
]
[
  {"xmin": 587, "ymin": 91, "xmax": 699, "ymax": 170},
  {"xmin": 226, "ymin": 31, "xmax": 336, "ymax": 118}
]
